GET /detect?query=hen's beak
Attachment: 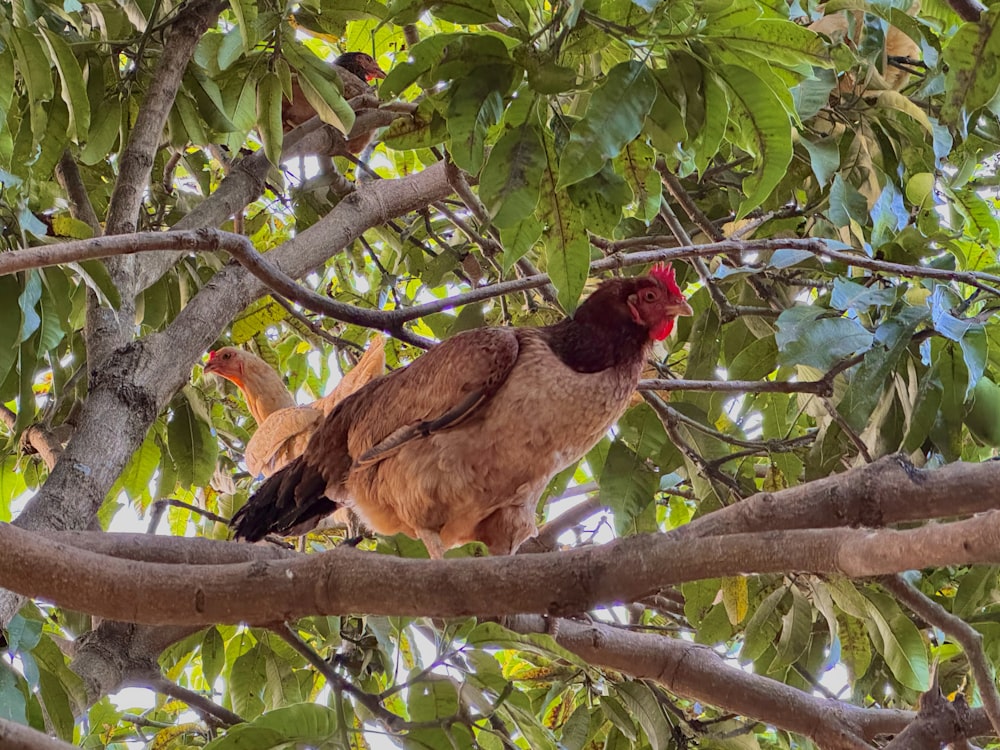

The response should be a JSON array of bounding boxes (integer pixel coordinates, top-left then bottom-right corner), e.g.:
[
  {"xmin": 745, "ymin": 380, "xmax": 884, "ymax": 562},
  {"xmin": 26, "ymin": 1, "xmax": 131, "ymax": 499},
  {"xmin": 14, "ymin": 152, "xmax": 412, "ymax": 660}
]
[
  {"xmin": 670, "ymin": 300, "xmax": 694, "ymax": 317},
  {"xmin": 204, "ymin": 359, "xmax": 219, "ymax": 374},
  {"xmin": 366, "ymin": 61, "xmax": 387, "ymax": 80}
]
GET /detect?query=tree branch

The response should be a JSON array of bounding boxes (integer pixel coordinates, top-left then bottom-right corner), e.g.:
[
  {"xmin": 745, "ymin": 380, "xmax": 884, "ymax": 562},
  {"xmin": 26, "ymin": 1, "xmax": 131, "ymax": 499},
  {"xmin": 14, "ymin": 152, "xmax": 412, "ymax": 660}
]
[
  {"xmin": 54, "ymin": 151, "xmax": 101, "ymax": 237},
  {"xmin": 145, "ymin": 673, "xmax": 244, "ymax": 727},
  {"xmin": 508, "ymin": 615, "xmax": 992, "ymax": 748},
  {"xmin": 0, "ymin": 406, "xmax": 63, "ymax": 471},
  {"xmin": 6, "ymin": 496, "xmax": 1000, "ymax": 625},
  {"xmin": 0, "ymin": 719, "xmax": 79, "ymax": 750},
  {"xmin": 104, "ymin": 0, "xmax": 225, "ymax": 237}
]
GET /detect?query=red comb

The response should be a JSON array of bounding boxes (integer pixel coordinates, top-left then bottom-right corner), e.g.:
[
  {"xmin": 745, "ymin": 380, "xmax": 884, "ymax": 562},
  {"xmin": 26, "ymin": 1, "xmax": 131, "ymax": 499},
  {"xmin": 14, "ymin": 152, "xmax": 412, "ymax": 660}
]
[
  {"xmin": 651, "ymin": 263, "xmax": 681, "ymax": 296},
  {"xmin": 208, "ymin": 350, "xmax": 217, "ymax": 360}
]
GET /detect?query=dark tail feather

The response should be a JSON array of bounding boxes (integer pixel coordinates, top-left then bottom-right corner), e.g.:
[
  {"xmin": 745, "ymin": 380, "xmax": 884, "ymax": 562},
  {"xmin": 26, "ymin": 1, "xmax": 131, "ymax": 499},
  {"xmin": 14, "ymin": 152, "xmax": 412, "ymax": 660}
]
[{"xmin": 231, "ymin": 456, "xmax": 336, "ymax": 541}]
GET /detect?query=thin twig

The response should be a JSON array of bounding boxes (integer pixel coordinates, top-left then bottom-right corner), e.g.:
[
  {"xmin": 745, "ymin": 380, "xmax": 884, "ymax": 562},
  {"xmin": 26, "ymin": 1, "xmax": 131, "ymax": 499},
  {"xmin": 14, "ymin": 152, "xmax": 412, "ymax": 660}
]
[
  {"xmin": 638, "ymin": 379, "xmax": 833, "ymax": 395},
  {"xmin": 149, "ymin": 497, "xmax": 230, "ymax": 526},
  {"xmin": 272, "ymin": 622, "xmax": 406, "ymax": 731},
  {"xmin": 821, "ymin": 397, "xmax": 873, "ymax": 464},
  {"xmin": 658, "ymin": 203, "xmax": 736, "ymax": 321},
  {"xmin": 146, "ymin": 673, "xmax": 243, "ymax": 727},
  {"xmin": 270, "ymin": 295, "xmax": 366, "ymax": 353}
]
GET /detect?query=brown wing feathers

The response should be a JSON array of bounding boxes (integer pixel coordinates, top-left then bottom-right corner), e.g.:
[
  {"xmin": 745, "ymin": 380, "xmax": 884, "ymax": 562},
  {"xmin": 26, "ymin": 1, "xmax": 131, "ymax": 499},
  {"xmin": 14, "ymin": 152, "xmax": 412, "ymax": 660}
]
[{"xmin": 231, "ymin": 328, "xmax": 521, "ymax": 542}]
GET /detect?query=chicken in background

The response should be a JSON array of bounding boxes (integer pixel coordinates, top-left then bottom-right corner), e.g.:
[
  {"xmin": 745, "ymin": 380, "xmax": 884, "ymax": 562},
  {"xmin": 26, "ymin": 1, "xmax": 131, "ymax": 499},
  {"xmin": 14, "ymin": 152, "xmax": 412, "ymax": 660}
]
[
  {"xmin": 231, "ymin": 266, "xmax": 692, "ymax": 558},
  {"xmin": 282, "ymin": 52, "xmax": 388, "ymax": 155},
  {"xmin": 204, "ymin": 336, "xmax": 385, "ymax": 478}
]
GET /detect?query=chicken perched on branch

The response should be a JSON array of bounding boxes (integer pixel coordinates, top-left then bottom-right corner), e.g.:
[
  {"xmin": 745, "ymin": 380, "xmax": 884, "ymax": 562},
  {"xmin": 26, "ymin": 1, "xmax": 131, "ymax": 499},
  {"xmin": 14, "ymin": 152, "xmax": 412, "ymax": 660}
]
[
  {"xmin": 204, "ymin": 336, "xmax": 385, "ymax": 477},
  {"xmin": 283, "ymin": 52, "xmax": 388, "ymax": 155},
  {"xmin": 231, "ymin": 267, "xmax": 692, "ymax": 557}
]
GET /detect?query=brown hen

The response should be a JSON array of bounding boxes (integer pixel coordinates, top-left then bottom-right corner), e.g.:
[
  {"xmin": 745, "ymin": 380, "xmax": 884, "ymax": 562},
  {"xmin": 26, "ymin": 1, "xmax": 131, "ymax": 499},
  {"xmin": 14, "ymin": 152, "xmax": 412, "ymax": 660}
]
[
  {"xmin": 282, "ymin": 52, "xmax": 387, "ymax": 154},
  {"xmin": 231, "ymin": 267, "xmax": 692, "ymax": 557}
]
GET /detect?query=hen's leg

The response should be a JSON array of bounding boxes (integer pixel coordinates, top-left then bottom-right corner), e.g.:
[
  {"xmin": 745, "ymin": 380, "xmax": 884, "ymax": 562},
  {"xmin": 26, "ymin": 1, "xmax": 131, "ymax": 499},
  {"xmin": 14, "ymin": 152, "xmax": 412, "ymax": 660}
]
[
  {"xmin": 417, "ymin": 529, "xmax": 447, "ymax": 560},
  {"xmin": 475, "ymin": 505, "xmax": 537, "ymax": 556}
]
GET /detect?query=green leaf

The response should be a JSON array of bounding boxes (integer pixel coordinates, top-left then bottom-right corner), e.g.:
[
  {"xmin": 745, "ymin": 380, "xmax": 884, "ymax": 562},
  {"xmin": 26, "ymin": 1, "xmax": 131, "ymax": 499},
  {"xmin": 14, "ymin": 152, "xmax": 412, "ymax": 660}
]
[
  {"xmin": 946, "ymin": 186, "xmax": 1000, "ymax": 244},
  {"xmin": 830, "ymin": 279, "xmax": 897, "ymax": 311},
  {"xmin": 167, "ymin": 390, "xmax": 218, "ymax": 489},
  {"xmin": 295, "ymin": 63, "xmax": 356, "ymax": 136},
  {"xmin": 38, "ymin": 28, "xmax": 90, "ymax": 139},
  {"xmin": 408, "ymin": 676, "xmax": 459, "ymax": 721},
  {"xmin": 37, "ymin": 666, "xmax": 74, "ymax": 740},
  {"xmin": 772, "ymin": 588, "xmax": 812, "ymax": 668},
  {"xmin": 618, "ymin": 140, "xmax": 661, "ymax": 221},
  {"xmin": 558, "ymin": 61, "xmax": 656, "ymax": 188},
  {"xmin": 256, "ymin": 72, "xmax": 284, "ymax": 166},
  {"xmin": 742, "ymin": 587, "xmax": 789, "ymax": 662},
  {"xmin": 566, "ymin": 163, "xmax": 631, "ymax": 237},
  {"xmin": 480, "ymin": 123, "xmax": 546, "ymax": 227},
  {"xmin": 0, "ymin": 661, "xmax": 27, "ymax": 724},
  {"xmin": 11, "ymin": 27, "xmax": 53, "ymax": 138},
  {"xmin": 863, "ymin": 590, "xmax": 929, "ymax": 691},
  {"xmin": 230, "ymin": 0, "xmax": 259, "ymax": 52},
  {"xmin": 447, "ymin": 69, "xmax": 508, "ymax": 174},
  {"xmin": 599, "ymin": 441, "xmax": 658, "ymax": 536},
  {"xmin": 110, "ymin": 429, "xmax": 161, "ymax": 507},
  {"xmin": 615, "ymin": 682, "xmax": 672, "ymax": 750},
  {"xmin": 941, "ymin": 9, "xmax": 1000, "ymax": 131},
  {"xmin": 829, "ymin": 174, "xmax": 869, "ymax": 227},
  {"xmin": 600, "ymin": 695, "xmax": 638, "ymax": 741},
  {"xmin": 838, "ymin": 306, "xmax": 924, "ymax": 431},
  {"xmin": 186, "ymin": 68, "xmax": 238, "ymax": 134},
  {"xmin": 80, "ymin": 96, "xmax": 122, "ymax": 165},
  {"xmin": 70, "ymin": 260, "xmax": 121, "ymax": 309},
  {"xmin": 17, "ymin": 271, "xmax": 42, "ymax": 343},
  {"xmin": 499, "ymin": 215, "xmax": 543, "ymax": 274},
  {"xmin": 465, "ymin": 621, "xmax": 585, "ymax": 666},
  {"xmin": 544, "ymin": 234, "xmax": 590, "ymax": 314},
  {"xmin": 775, "ymin": 307, "xmax": 874, "ymax": 370},
  {"xmin": 202, "ymin": 627, "xmax": 226, "ymax": 686},
  {"xmin": 380, "ymin": 33, "xmax": 468, "ymax": 96},
  {"xmin": 716, "ymin": 65, "xmax": 793, "ymax": 217},
  {"xmin": 0, "ymin": 50, "xmax": 14, "ymax": 122},
  {"xmin": 707, "ymin": 19, "xmax": 833, "ymax": 68},
  {"xmin": 231, "ymin": 299, "xmax": 288, "ymax": 345},
  {"xmin": 954, "ymin": 566, "xmax": 1000, "ymax": 619},
  {"xmin": 430, "ymin": 0, "xmax": 499, "ymax": 24},
  {"xmin": 837, "ymin": 612, "xmax": 872, "ymax": 682},
  {"xmin": 382, "ymin": 98, "xmax": 448, "ymax": 151}
]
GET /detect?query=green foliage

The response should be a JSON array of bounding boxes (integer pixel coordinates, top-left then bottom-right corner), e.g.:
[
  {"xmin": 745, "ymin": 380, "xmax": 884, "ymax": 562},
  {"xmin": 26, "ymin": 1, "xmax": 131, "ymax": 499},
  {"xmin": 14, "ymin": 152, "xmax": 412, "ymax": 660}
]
[{"xmin": 6, "ymin": 0, "xmax": 1000, "ymax": 747}]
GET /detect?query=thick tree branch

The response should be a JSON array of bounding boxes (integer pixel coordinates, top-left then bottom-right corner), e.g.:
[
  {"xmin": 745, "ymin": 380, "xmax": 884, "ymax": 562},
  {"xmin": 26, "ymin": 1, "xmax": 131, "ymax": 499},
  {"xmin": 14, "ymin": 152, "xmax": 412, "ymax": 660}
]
[
  {"xmin": 105, "ymin": 0, "xmax": 225, "ymax": 236},
  {"xmin": 6, "ymin": 500, "xmax": 1000, "ymax": 625},
  {"xmin": 507, "ymin": 616, "xmax": 992, "ymax": 748},
  {"xmin": 0, "ymin": 719, "xmax": 79, "ymax": 750}
]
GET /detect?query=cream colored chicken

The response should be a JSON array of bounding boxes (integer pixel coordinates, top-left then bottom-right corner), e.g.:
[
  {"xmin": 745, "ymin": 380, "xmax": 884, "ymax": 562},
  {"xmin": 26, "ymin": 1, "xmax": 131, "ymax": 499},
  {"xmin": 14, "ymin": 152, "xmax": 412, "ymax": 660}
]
[{"xmin": 204, "ymin": 337, "xmax": 384, "ymax": 478}]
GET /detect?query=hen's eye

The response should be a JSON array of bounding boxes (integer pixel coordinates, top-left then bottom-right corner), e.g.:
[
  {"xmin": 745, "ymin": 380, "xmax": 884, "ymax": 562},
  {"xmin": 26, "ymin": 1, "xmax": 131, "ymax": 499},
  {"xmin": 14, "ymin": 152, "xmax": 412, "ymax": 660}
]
[{"xmin": 642, "ymin": 290, "xmax": 657, "ymax": 303}]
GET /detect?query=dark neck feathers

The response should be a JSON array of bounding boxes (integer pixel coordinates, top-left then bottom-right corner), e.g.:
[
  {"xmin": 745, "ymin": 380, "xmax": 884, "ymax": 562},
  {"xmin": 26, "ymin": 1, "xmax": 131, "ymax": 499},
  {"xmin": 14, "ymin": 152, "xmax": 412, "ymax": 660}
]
[
  {"xmin": 541, "ymin": 282, "xmax": 651, "ymax": 373},
  {"xmin": 335, "ymin": 53, "xmax": 367, "ymax": 79}
]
